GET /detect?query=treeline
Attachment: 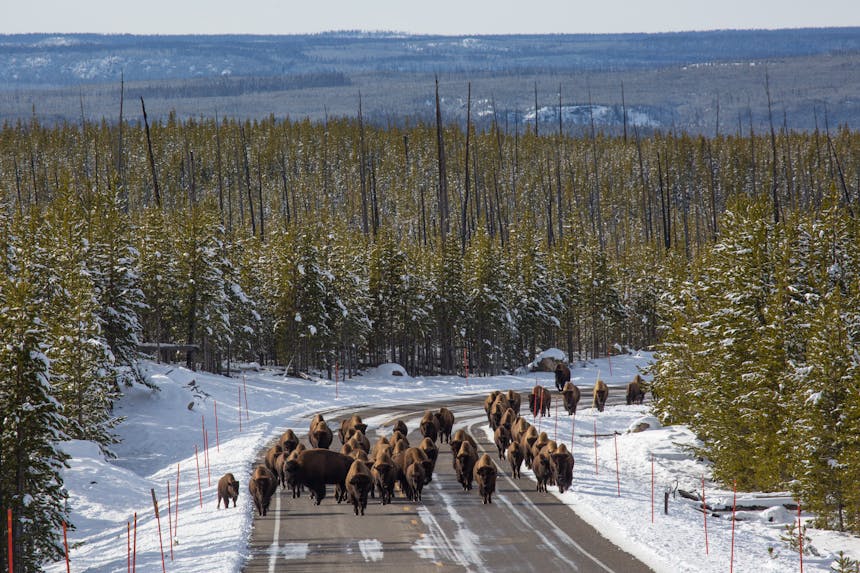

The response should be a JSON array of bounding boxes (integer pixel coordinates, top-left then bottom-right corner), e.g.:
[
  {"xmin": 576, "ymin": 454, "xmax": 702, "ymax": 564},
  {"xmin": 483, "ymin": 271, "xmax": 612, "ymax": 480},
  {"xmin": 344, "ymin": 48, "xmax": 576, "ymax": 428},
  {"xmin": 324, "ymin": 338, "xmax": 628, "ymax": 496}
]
[
  {"xmin": 123, "ymin": 72, "xmax": 351, "ymax": 100},
  {"xmin": 1, "ymin": 110, "xmax": 860, "ymax": 568}
]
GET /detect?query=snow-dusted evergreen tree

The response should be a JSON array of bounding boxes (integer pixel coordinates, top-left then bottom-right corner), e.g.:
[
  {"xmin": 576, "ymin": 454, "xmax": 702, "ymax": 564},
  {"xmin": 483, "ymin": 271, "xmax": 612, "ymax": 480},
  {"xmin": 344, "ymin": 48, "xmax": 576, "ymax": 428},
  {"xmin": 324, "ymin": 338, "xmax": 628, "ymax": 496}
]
[
  {"xmin": 789, "ymin": 198, "xmax": 860, "ymax": 532},
  {"xmin": 135, "ymin": 207, "xmax": 181, "ymax": 371},
  {"xmin": 85, "ymin": 189, "xmax": 145, "ymax": 386},
  {"xmin": 327, "ymin": 234, "xmax": 371, "ymax": 377},
  {"xmin": 464, "ymin": 228, "xmax": 511, "ymax": 374},
  {"xmin": 431, "ymin": 240, "xmax": 466, "ymax": 374},
  {"xmin": 42, "ymin": 190, "xmax": 121, "ymax": 452},
  {"xmin": 0, "ymin": 213, "xmax": 71, "ymax": 571},
  {"xmin": 291, "ymin": 232, "xmax": 335, "ymax": 373}
]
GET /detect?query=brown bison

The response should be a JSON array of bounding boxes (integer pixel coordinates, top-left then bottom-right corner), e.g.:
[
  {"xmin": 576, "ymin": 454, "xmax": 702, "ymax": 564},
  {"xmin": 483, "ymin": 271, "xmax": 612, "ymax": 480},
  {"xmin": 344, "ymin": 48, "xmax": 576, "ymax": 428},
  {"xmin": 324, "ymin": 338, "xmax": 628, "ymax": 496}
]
[
  {"xmin": 419, "ymin": 411, "xmax": 440, "ymax": 442},
  {"xmin": 392, "ymin": 419, "xmax": 408, "ymax": 437},
  {"xmin": 483, "ymin": 391, "xmax": 502, "ymax": 416},
  {"xmin": 249, "ymin": 466, "xmax": 278, "ymax": 516},
  {"xmin": 434, "ymin": 407, "xmax": 455, "ymax": 443},
  {"xmin": 371, "ymin": 450, "xmax": 396, "ymax": 505},
  {"xmin": 521, "ymin": 425, "xmax": 540, "ymax": 469},
  {"xmin": 309, "ymin": 419, "xmax": 333, "ymax": 449},
  {"xmin": 418, "ymin": 437, "xmax": 439, "ymax": 476},
  {"xmin": 551, "ymin": 444, "xmax": 575, "ymax": 493},
  {"xmin": 528, "ymin": 385, "xmax": 552, "ymax": 417},
  {"xmin": 339, "ymin": 414, "xmax": 368, "ymax": 444},
  {"xmin": 510, "ymin": 417, "xmax": 531, "ymax": 444},
  {"xmin": 345, "ymin": 459, "xmax": 374, "ymax": 516},
  {"xmin": 533, "ymin": 450, "xmax": 553, "ymax": 493},
  {"xmin": 390, "ymin": 430, "xmax": 409, "ymax": 449},
  {"xmin": 283, "ymin": 448, "xmax": 355, "ymax": 505},
  {"xmin": 504, "ymin": 390, "xmax": 522, "ymax": 415},
  {"xmin": 449, "ymin": 429, "xmax": 477, "ymax": 458},
  {"xmin": 282, "ymin": 448, "xmax": 306, "ymax": 498},
  {"xmin": 264, "ymin": 444, "xmax": 283, "ymax": 476},
  {"xmin": 473, "ymin": 454, "xmax": 498, "ymax": 504},
  {"xmin": 554, "ymin": 363, "xmax": 571, "ymax": 392},
  {"xmin": 593, "ymin": 379, "xmax": 609, "ymax": 412},
  {"xmin": 499, "ymin": 407, "xmax": 517, "ymax": 431},
  {"xmin": 279, "ymin": 429, "xmax": 300, "ymax": 454},
  {"xmin": 626, "ymin": 374, "xmax": 646, "ymax": 406},
  {"xmin": 454, "ymin": 441, "xmax": 478, "ymax": 491},
  {"xmin": 507, "ymin": 442, "xmax": 524, "ymax": 479},
  {"xmin": 394, "ymin": 447, "xmax": 433, "ymax": 500},
  {"xmin": 494, "ymin": 425, "xmax": 511, "ymax": 460},
  {"xmin": 309, "ymin": 413, "xmax": 325, "ymax": 433},
  {"xmin": 561, "ymin": 382, "xmax": 582, "ymax": 415},
  {"xmin": 370, "ymin": 436, "xmax": 392, "ymax": 461},
  {"xmin": 217, "ymin": 473, "xmax": 240, "ymax": 509},
  {"xmin": 347, "ymin": 429, "xmax": 371, "ymax": 453},
  {"xmin": 406, "ymin": 461, "xmax": 426, "ymax": 502}
]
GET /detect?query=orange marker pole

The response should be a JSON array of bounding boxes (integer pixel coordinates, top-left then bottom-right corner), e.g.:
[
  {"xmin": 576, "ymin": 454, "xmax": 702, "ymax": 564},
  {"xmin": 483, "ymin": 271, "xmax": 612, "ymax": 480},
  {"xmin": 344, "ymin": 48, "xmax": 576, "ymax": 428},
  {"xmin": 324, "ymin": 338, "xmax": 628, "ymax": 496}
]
[
  {"xmin": 62, "ymin": 521, "xmax": 70, "ymax": 573},
  {"xmin": 7, "ymin": 509, "xmax": 13, "ymax": 573}
]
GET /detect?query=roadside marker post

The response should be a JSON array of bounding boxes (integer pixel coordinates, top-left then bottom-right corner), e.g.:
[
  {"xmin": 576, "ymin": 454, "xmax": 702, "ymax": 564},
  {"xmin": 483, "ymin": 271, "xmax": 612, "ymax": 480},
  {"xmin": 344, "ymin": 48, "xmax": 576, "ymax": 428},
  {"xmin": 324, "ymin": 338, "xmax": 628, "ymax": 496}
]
[
  {"xmin": 150, "ymin": 489, "xmax": 166, "ymax": 573},
  {"xmin": 62, "ymin": 521, "xmax": 70, "ymax": 573},
  {"xmin": 7, "ymin": 508, "xmax": 12, "ymax": 573}
]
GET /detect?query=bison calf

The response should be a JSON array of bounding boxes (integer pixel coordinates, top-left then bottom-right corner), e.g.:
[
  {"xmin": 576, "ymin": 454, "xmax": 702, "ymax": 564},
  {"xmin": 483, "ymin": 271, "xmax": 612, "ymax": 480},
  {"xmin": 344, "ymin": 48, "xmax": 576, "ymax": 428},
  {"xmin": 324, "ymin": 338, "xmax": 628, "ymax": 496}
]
[{"xmin": 346, "ymin": 459, "xmax": 373, "ymax": 516}]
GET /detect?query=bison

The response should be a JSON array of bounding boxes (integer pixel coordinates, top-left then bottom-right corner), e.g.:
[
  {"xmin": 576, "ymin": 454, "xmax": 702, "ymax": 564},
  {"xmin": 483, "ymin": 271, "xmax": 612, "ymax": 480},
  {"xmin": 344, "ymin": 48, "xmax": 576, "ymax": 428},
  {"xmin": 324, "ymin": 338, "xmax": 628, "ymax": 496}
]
[
  {"xmin": 392, "ymin": 419, "xmax": 408, "ymax": 437},
  {"xmin": 499, "ymin": 407, "xmax": 517, "ymax": 431},
  {"xmin": 309, "ymin": 419, "xmax": 333, "ymax": 449},
  {"xmin": 264, "ymin": 444, "xmax": 283, "ymax": 476},
  {"xmin": 418, "ymin": 437, "xmax": 439, "ymax": 476},
  {"xmin": 449, "ymin": 429, "xmax": 477, "ymax": 459},
  {"xmin": 371, "ymin": 450, "xmax": 396, "ymax": 505},
  {"xmin": 533, "ymin": 450, "xmax": 553, "ymax": 493},
  {"xmin": 483, "ymin": 391, "xmax": 502, "ymax": 417},
  {"xmin": 507, "ymin": 441, "xmax": 524, "ymax": 479},
  {"xmin": 473, "ymin": 454, "xmax": 498, "ymax": 504},
  {"xmin": 279, "ymin": 429, "xmax": 300, "ymax": 454},
  {"xmin": 454, "ymin": 441, "xmax": 478, "ymax": 491},
  {"xmin": 528, "ymin": 385, "xmax": 552, "ymax": 417},
  {"xmin": 249, "ymin": 465, "xmax": 278, "ymax": 516},
  {"xmin": 504, "ymin": 390, "xmax": 522, "ymax": 415},
  {"xmin": 593, "ymin": 379, "xmax": 609, "ymax": 412},
  {"xmin": 494, "ymin": 425, "xmax": 511, "ymax": 460},
  {"xmin": 283, "ymin": 448, "xmax": 355, "ymax": 505},
  {"xmin": 217, "ymin": 473, "xmax": 239, "ymax": 509},
  {"xmin": 520, "ymin": 425, "xmax": 540, "ymax": 469},
  {"xmin": 561, "ymin": 382, "xmax": 581, "ymax": 415},
  {"xmin": 626, "ymin": 374, "xmax": 646, "ymax": 406},
  {"xmin": 510, "ymin": 417, "xmax": 531, "ymax": 445},
  {"xmin": 551, "ymin": 444, "xmax": 575, "ymax": 493},
  {"xmin": 554, "ymin": 363, "xmax": 571, "ymax": 392},
  {"xmin": 339, "ymin": 414, "xmax": 368, "ymax": 444},
  {"xmin": 282, "ymin": 448, "xmax": 306, "ymax": 498},
  {"xmin": 406, "ymin": 461, "xmax": 426, "ymax": 502},
  {"xmin": 345, "ymin": 459, "xmax": 374, "ymax": 516},
  {"xmin": 435, "ymin": 407, "xmax": 455, "ymax": 444},
  {"xmin": 419, "ymin": 411, "xmax": 440, "ymax": 443}
]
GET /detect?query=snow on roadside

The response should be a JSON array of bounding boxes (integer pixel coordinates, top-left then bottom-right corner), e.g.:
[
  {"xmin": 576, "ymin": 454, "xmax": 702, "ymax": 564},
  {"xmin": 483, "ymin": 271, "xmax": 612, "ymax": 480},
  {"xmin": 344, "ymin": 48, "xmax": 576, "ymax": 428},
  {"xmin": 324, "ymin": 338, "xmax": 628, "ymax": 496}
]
[{"xmin": 45, "ymin": 352, "xmax": 860, "ymax": 572}]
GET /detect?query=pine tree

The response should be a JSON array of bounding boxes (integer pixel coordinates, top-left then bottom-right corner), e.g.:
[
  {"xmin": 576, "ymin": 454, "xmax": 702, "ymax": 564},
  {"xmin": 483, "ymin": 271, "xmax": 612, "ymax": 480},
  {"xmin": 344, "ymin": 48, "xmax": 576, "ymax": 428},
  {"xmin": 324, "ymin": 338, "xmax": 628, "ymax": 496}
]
[{"xmin": 0, "ymin": 213, "xmax": 71, "ymax": 572}]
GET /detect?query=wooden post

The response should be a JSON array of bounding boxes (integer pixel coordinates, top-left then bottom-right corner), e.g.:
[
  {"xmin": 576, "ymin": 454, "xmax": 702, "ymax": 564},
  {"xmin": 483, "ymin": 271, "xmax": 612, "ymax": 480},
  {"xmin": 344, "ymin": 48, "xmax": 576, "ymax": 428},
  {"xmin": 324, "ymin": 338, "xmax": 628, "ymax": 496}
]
[
  {"xmin": 7, "ymin": 508, "xmax": 12, "ymax": 573},
  {"xmin": 132, "ymin": 512, "xmax": 137, "ymax": 573},
  {"xmin": 651, "ymin": 455, "xmax": 654, "ymax": 523},
  {"xmin": 150, "ymin": 489, "xmax": 166, "ymax": 573},
  {"xmin": 614, "ymin": 433, "xmax": 620, "ymax": 496},
  {"xmin": 166, "ymin": 482, "xmax": 173, "ymax": 561},
  {"xmin": 214, "ymin": 400, "xmax": 220, "ymax": 452},
  {"xmin": 702, "ymin": 476, "xmax": 709, "ymax": 554},
  {"xmin": 62, "ymin": 521, "xmax": 70, "ymax": 573},
  {"xmin": 798, "ymin": 501, "xmax": 803, "ymax": 573},
  {"xmin": 194, "ymin": 445, "xmax": 203, "ymax": 509},
  {"xmin": 243, "ymin": 374, "xmax": 250, "ymax": 422},
  {"xmin": 730, "ymin": 480, "xmax": 737, "ymax": 573},
  {"xmin": 174, "ymin": 463, "xmax": 180, "ymax": 538}
]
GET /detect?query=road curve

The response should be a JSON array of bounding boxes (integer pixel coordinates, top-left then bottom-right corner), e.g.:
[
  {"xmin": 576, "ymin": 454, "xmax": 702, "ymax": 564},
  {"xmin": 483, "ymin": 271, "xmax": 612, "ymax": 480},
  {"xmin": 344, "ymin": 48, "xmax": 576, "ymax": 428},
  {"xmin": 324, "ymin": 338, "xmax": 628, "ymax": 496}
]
[{"xmin": 243, "ymin": 392, "xmax": 652, "ymax": 572}]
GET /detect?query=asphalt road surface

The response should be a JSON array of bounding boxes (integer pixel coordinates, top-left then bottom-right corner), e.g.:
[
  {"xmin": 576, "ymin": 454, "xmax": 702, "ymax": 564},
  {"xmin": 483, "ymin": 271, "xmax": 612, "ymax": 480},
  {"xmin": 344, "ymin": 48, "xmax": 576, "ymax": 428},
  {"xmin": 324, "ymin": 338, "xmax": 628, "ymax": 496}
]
[{"xmin": 243, "ymin": 389, "xmax": 652, "ymax": 572}]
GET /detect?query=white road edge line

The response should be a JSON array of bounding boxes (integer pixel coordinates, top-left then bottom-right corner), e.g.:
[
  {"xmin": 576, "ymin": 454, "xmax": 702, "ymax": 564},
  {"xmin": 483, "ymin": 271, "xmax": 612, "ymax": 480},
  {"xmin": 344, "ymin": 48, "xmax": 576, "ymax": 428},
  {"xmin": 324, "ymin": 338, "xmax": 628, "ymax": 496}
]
[{"xmin": 267, "ymin": 491, "xmax": 282, "ymax": 573}]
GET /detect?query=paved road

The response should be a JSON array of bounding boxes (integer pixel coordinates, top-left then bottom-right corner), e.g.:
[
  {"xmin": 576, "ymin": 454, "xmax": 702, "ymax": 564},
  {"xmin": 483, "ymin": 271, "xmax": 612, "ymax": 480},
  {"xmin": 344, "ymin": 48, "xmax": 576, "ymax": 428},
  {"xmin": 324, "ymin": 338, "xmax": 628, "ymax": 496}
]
[{"xmin": 244, "ymin": 390, "xmax": 652, "ymax": 572}]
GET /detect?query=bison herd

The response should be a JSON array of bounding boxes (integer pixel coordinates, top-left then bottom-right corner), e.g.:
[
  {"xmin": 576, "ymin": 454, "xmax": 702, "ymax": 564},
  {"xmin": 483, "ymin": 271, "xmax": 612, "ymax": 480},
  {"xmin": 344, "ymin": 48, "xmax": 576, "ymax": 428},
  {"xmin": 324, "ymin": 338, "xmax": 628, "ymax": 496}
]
[{"xmin": 220, "ymin": 370, "xmax": 646, "ymax": 519}]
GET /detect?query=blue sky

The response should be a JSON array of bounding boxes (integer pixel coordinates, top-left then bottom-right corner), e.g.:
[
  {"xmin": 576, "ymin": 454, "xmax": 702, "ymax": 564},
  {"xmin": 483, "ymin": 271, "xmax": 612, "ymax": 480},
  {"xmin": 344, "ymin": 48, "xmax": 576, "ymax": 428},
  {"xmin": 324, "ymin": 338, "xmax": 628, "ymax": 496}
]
[{"xmin": 3, "ymin": 0, "xmax": 859, "ymax": 35}]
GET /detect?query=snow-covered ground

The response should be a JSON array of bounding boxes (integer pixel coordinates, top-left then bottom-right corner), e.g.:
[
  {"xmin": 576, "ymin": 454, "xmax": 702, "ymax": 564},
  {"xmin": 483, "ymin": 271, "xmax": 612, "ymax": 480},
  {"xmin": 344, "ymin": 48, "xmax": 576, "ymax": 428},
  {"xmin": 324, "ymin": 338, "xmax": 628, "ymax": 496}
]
[{"xmin": 45, "ymin": 351, "xmax": 860, "ymax": 572}]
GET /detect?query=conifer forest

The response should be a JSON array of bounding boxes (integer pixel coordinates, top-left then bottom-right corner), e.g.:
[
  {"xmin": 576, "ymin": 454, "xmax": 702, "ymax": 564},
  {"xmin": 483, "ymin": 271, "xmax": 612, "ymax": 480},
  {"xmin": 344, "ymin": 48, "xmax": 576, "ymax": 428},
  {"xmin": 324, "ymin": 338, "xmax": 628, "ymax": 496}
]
[{"xmin": 1, "ymin": 95, "xmax": 860, "ymax": 567}]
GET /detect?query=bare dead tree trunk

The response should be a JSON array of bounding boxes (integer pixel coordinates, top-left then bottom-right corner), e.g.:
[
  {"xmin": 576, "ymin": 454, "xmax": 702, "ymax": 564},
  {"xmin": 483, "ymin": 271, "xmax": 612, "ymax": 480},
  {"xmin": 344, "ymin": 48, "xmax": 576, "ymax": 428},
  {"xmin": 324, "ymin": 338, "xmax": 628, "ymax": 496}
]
[
  {"xmin": 140, "ymin": 97, "xmax": 162, "ymax": 209},
  {"xmin": 435, "ymin": 76, "xmax": 449, "ymax": 244},
  {"xmin": 239, "ymin": 125, "xmax": 256, "ymax": 236},
  {"xmin": 765, "ymin": 70, "xmax": 780, "ymax": 225}
]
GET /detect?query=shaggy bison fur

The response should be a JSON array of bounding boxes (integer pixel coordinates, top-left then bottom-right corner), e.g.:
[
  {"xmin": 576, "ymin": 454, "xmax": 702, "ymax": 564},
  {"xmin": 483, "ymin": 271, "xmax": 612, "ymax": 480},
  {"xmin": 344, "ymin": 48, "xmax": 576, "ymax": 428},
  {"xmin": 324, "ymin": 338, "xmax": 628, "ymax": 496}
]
[
  {"xmin": 283, "ymin": 448, "xmax": 355, "ymax": 505},
  {"xmin": 551, "ymin": 444, "xmax": 575, "ymax": 493},
  {"xmin": 249, "ymin": 466, "xmax": 278, "ymax": 516},
  {"xmin": 561, "ymin": 382, "xmax": 581, "ymax": 415},
  {"xmin": 473, "ymin": 454, "xmax": 498, "ymax": 504},
  {"xmin": 554, "ymin": 363, "xmax": 571, "ymax": 392},
  {"xmin": 507, "ymin": 442, "xmax": 524, "ymax": 479},
  {"xmin": 345, "ymin": 459, "xmax": 374, "ymax": 516},
  {"xmin": 419, "ymin": 411, "xmax": 440, "ymax": 442},
  {"xmin": 455, "ymin": 441, "xmax": 478, "ymax": 491},
  {"xmin": 406, "ymin": 462, "xmax": 426, "ymax": 502},
  {"xmin": 279, "ymin": 429, "xmax": 299, "ymax": 454},
  {"xmin": 371, "ymin": 450, "xmax": 396, "ymax": 505},
  {"xmin": 494, "ymin": 425, "xmax": 511, "ymax": 460},
  {"xmin": 593, "ymin": 380, "xmax": 609, "ymax": 412},
  {"xmin": 626, "ymin": 374, "xmax": 646, "ymax": 405},
  {"xmin": 434, "ymin": 407, "xmax": 455, "ymax": 443},
  {"xmin": 309, "ymin": 419, "xmax": 333, "ymax": 449},
  {"xmin": 217, "ymin": 473, "xmax": 240, "ymax": 509},
  {"xmin": 528, "ymin": 385, "xmax": 552, "ymax": 417}
]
